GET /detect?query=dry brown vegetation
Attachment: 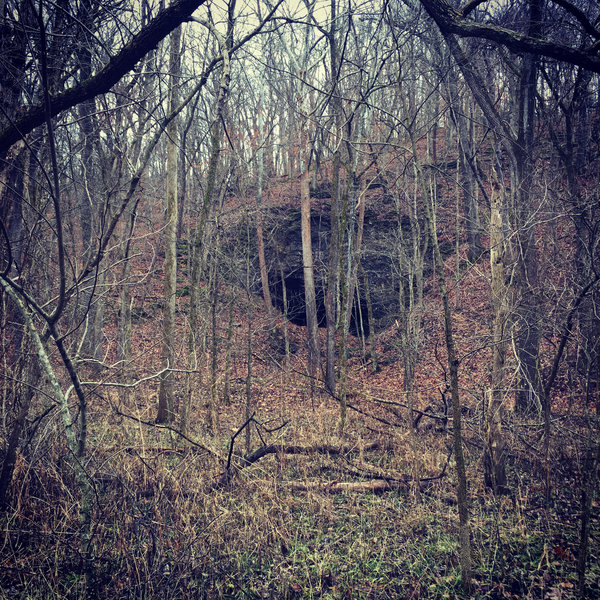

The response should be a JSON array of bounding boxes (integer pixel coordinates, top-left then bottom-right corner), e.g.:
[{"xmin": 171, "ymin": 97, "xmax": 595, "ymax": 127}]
[
  {"xmin": 1, "ymin": 210, "xmax": 598, "ymax": 599},
  {"xmin": 2, "ymin": 0, "xmax": 600, "ymax": 596}
]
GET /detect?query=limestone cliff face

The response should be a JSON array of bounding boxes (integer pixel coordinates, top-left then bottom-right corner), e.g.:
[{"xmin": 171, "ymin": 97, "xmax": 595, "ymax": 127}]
[
  {"xmin": 223, "ymin": 188, "xmax": 434, "ymax": 336},
  {"xmin": 255, "ymin": 197, "xmax": 402, "ymax": 336}
]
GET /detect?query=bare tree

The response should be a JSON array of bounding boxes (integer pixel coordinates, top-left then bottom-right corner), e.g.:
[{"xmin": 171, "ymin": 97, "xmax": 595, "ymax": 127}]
[{"xmin": 157, "ymin": 25, "xmax": 183, "ymax": 424}]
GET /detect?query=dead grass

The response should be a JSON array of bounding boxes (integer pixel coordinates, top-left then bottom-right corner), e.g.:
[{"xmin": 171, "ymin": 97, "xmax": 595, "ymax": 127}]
[{"xmin": 1, "ymin": 377, "xmax": 598, "ymax": 600}]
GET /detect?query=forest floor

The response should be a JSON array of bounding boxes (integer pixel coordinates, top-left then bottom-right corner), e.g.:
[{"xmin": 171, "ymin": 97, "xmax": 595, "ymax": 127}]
[
  {"xmin": 1, "ymin": 180, "xmax": 599, "ymax": 599},
  {"xmin": 1, "ymin": 375, "xmax": 597, "ymax": 599},
  {"xmin": 2, "ymin": 275, "xmax": 599, "ymax": 599}
]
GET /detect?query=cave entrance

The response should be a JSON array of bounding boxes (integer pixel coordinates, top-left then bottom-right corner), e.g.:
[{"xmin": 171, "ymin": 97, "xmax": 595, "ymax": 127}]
[{"xmin": 270, "ymin": 273, "xmax": 369, "ymax": 337}]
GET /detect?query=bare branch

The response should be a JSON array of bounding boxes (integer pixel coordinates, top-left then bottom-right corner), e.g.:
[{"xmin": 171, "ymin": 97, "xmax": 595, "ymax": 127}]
[
  {"xmin": 0, "ymin": 0, "xmax": 208, "ymax": 157},
  {"xmin": 419, "ymin": 0, "xmax": 600, "ymax": 73}
]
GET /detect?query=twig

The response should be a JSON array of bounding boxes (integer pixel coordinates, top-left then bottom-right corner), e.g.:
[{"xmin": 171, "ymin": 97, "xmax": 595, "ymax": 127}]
[
  {"xmin": 112, "ymin": 408, "xmax": 217, "ymax": 455},
  {"xmin": 226, "ymin": 412, "xmax": 256, "ymax": 473}
]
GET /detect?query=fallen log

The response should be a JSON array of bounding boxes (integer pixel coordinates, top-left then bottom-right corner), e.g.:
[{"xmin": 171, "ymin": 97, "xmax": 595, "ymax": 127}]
[
  {"xmin": 212, "ymin": 441, "xmax": 382, "ymax": 489},
  {"xmin": 289, "ymin": 479, "xmax": 409, "ymax": 493},
  {"xmin": 242, "ymin": 441, "xmax": 381, "ymax": 466}
]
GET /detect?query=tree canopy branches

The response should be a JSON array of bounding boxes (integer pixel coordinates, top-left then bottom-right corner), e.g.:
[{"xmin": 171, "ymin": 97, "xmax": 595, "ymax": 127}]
[
  {"xmin": 0, "ymin": 0, "xmax": 207, "ymax": 159},
  {"xmin": 418, "ymin": 0, "xmax": 600, "ymax": 74}
]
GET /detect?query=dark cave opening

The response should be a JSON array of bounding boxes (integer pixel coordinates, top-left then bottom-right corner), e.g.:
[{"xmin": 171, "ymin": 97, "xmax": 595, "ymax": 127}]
[{"xmin": 270, "ymin": 273, "xmax": 370, "ymax": 337}]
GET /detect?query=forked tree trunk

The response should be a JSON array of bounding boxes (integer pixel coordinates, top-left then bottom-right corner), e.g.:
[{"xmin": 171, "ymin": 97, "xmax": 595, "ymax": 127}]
[{"xmin": 0, "ymin": 281, "xmax": 95, "ymax": 596}]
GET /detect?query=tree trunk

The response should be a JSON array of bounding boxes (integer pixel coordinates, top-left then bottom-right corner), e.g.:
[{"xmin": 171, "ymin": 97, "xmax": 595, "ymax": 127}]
[
  {"xmin": 360, "ymin": 263, "xmax": 378, "ymax": 373},
  {"xmin": 0, "ymin": 349, "xmax": 41, "ymax": 510},
  {"xmin": 184, "ymin": 15, "xmax": 231, "ymax": 433},
  {"xmin": 446, "ymin": 76, "xmax": 481, "ymax": 262},
  {"xmin": 433, "ymin": 21, "xmax": 541, "ymax": 414},
  {"xmin": 280, "ymin": 261, "xmax": 291, "ymax": 371},
  {"xmin": 0, "ymin": 281, "xmax": 95, "ymax": 596},
  {"xmin": 511, "ymin": 0, "xmax": 542, "ymax": 413},
  {"xmin": 301, "ymin": 168, "xmax": 320, "ymax": 393},
  {"xmin": 118, "ymin": 200, "xmax": 139, "ymax": 406},
  {"xmin": 76, "ymin": 19, "xmax": 104, "ymax": 370},
  {"xmin": 256, "ymin": 90, "xmax": 273, "ymax": 314},
  {"xmin": 157, "ymin": 26, "xmax": 182, "ymax": 424},
  {"xmin": 325, "ymin": 9, "xmax": 342, "ymax": 399},
  {"xmin": 222, "ymin": 295, "xmax": 234, "ymax": 406},
  {"xmin": 484, "ymin": 166, "xmax": 508, "ymax": 494},
  {"xmin": 208, "ymin": 237, "xmax": 220, "ymax": 433},
  {"xmin": 416, "ymin": 139, "xmax": 472, "ymax": 594}
]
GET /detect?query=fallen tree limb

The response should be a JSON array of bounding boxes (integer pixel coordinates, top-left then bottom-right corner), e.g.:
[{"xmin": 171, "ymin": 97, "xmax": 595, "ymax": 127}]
[
  {"xmin": 289, "ymin": 479, "xmax": 409, "ymax": 493},
  {"xmin": 211, "ymin": 441, "xmax": 382, "ymax": 489},
  {"xmin": 242, "ymin": 441, "xmax": 381, "ymax": 466},
  {"xmin": 112, "ymin": 408, "xmax": 218, "ymax": 456},
  {"xmin": 102, "ymin": 445, "xmax": 210, "ymax": 456}
]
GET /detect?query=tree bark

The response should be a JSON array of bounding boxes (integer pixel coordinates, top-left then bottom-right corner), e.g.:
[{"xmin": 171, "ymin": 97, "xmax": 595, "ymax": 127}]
[
  {"xmin": 418, "ymin": 0, "xmax": 600, "ymax": 74},
  {"xmin": 301, "ymin": 168, "xmax": 320, "ymax": 392},
  {"xmin": 0, "ymin": 0, "xmax": 210, "ymax": 158},
  {"xmin": 513, "ymin": 0, "xmax": 542, "ymax": 414},
  {"xmin": 325, "ymin": 0, "xmax": 343, "ymax": 399},
  {"xmin": 484, "ymin": 167, "xmax": 508, "ymax": 494},
  {"xmin": 157, "ymin": 26, "xmax": 182, "ymax": 424}
]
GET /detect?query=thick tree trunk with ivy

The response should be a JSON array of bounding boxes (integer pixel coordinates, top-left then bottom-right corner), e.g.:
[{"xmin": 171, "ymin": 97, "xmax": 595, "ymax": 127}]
[{"xmin": 157, "ymin": 26, "xmax": 182, "ymax": 424}]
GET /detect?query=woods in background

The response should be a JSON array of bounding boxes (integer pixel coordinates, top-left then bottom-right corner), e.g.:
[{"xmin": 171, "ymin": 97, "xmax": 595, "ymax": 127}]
[{"xmin": 1, "ymin": 0, "xmax": 599, "ymax": 597}]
